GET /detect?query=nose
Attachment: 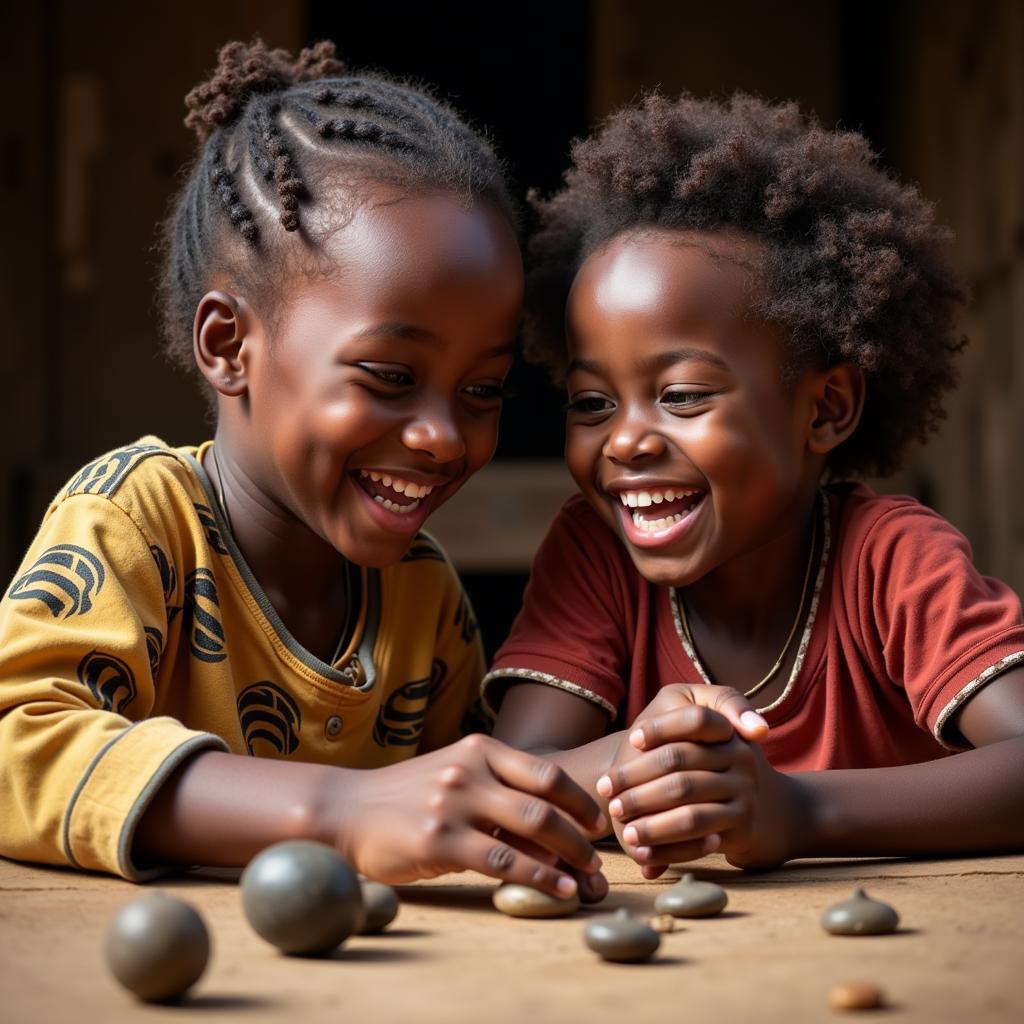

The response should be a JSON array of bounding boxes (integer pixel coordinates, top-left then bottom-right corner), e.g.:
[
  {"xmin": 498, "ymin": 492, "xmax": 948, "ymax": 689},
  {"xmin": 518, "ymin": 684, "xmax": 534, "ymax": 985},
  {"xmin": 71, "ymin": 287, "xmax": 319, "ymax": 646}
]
[
  {"xmin": 401, "ymin": 402, "xmax": 467, "ymax": 464},
  {"xmin": 602, "ymin": 411, "xmax": 666, "ymax": 465}
]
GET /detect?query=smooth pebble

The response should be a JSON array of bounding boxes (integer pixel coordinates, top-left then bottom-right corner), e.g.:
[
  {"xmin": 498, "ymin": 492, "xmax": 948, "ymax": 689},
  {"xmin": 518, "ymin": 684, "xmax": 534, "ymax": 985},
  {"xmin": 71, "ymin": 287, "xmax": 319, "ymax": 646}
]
[
  {"xmin": 584, "ymin": 908, "xmax": 661, "ymax": 963},
  {"xmin": 106, "ymin": 892, "xmax": 209, "ymax": 1003},
  {"xmin": 492, "ymin": 883, "xmax": 580, "ymax": 918},
  {"xmin": 654, "ymin": 872, "xmax": 728, "ymax": 917},
  {"xmin": 829, "ymin": 981, "xmax": 885, "ymax": 1010},
  {"xmin": 241, "ymin": 840, "xmax": 364, "ymax": 955},
  {"xmin": 821, "ymin": 888, "xmax": 899, "ymax": 936},
  {"xmin": 359, "ymin": 880, "xmax": 400, "ymax": 934}
]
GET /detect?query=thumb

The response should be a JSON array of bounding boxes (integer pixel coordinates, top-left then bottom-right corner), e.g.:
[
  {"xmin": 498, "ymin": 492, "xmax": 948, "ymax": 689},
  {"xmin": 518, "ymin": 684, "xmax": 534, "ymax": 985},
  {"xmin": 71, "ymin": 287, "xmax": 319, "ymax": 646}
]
[{"xmin": 707, "ymin": 685, "xmax": 769, "ymax": 740}]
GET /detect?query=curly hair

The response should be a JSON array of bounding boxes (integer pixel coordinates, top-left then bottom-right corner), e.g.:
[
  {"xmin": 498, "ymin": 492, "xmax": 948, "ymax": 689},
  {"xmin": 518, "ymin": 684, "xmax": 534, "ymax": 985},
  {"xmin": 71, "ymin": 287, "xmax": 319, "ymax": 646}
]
[
  {"xmin": 159, "ymin": 38, "xmax": 513, "ymax": 384},
  {"xmin": 526, "ymin": 93, "xmax": 967, "ymax": 479}
]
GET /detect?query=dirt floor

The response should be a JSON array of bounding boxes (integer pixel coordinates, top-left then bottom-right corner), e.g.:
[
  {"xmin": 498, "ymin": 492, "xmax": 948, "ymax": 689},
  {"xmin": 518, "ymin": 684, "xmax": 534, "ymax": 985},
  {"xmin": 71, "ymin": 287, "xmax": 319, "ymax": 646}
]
[{"xmin": 1, "ymin": 850, "xmax": 1022, "ymax": 1024}]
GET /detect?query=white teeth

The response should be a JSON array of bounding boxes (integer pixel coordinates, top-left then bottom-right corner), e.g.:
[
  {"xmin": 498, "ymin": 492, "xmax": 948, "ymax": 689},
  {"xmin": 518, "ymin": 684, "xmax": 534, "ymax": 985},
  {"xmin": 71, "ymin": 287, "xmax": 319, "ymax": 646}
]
[
  {"xmin": 359, "ymin": 471, "xmax": 435, "ymax": 501},
  {"xmin": 373, "ymin": 495, "xmax": 421, "ymax": 514},
  {"xmin": 631, "ymin": 510, "xmax": 687, "ymax": 532},
  {"xmin": 617, "ymin": 486, "xmax": 698, "ymax": 507}
]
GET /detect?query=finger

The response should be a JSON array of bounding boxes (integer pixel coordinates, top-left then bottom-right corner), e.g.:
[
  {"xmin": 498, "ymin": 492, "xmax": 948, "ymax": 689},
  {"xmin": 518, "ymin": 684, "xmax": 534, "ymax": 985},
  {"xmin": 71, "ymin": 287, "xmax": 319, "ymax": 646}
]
[
  {"xmin": 449, "ymin": 830, "xmax": 586, "ymax": 899},
  {"xmin": 623, "ymin": 802, "xmax": 743, "ymax": 847},
  {"xmin": 608, "ymin": 770, "xmax": 736, "ymax": 822},
  {"xmin": 487, "ymin": 740, "xmax": 608, "ymax": 835},
  {"xmin": 489, "ymin": 827, "xmax": 559, "ymax": 867},
  {"xmin": 633, "ymin": 833, "xmax": 722, "ymax": 868},
  {"xmin": 653, "ymin": 684, "xmax": 768, "ymax": 741},
  {"xmin": 484, "ymin": 785, "xmax": 604, "ymax": 876},
  {"xmin": 630, "ymin": 705, "xmax": 736, "ymax": 750},
  {"xmin": 573, "ymin": 866, "xmax": 610, "ymax": 904},
  {"xmin": 598, "ymin": 740, "xmax": 741, "ymax": 796}
]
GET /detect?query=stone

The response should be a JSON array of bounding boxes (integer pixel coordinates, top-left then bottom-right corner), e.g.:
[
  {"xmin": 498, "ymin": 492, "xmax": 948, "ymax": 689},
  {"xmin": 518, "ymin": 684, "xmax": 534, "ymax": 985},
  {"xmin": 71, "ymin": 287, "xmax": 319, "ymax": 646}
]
[
  {"xmin": 240, "ymin": 840, "xmax": 364, "ymax": 955},
  {"xmin": 653, "ymin": 872, "xmax": 728, "ymax": 918},
  {"xmin": 649, "ymin": 914, "xmax": 677, "ymax": 934},
  {"xmin": 821, "ymin": 888, "xmax": 899, "ymax": 936},
  {"xmin": 829, "ymin": 981, "xmax": 885, "ymax": 1010},
  {"xmin": 492, "ymin": 883, "xmax": 580, "ymax": 918},
  {"xmin": 105, "ymin": 892, "xmax": 209, "ymax": 1003},
  {"xmin": 584, "ymin": 908, "xmax": 661, "ymax": 963},
  {"xmin": 359, "ymin": 880, "xmax": 400, "ymax": 934}
]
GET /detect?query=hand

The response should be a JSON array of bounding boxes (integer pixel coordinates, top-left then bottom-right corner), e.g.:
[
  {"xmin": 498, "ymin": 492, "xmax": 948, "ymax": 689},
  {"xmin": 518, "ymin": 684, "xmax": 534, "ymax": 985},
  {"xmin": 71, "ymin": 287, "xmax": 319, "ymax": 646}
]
[
  {"xmin": 597, "ymin": 684, "xmax": 799, "ymax": 875},
  {"xmin": 322, "ymin": 734, "xmax": 609, "ymax": 899}
]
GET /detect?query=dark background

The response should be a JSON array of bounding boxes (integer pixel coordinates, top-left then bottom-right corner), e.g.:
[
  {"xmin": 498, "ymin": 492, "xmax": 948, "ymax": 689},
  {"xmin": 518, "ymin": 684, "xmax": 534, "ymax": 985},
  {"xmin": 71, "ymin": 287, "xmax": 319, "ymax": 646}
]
[{"xmin": 3, "ymin": 1, "xmax": 1022, "ymax": 658}]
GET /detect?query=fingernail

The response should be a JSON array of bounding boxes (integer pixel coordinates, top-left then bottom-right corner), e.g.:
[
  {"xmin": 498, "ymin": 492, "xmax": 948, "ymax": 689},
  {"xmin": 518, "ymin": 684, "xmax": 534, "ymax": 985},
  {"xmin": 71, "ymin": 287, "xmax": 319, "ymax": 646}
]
[
  {"xmin": 594, "ymin": 811, "xmax": 609, "ymax": 832},
  {"xmin": 608, "ymin": 798, "xmax": 623, "ymax": 819},
  {"xmin": 629, "ymin": 728, "xmax": 646, "ymax": 749},
  {"xmin": 623, "ymin": 825, "xmax": 639, "ymax": 845},
  {"xmin": 703, "ymin": 833, "xmax": 722, "ymax": 853},
  {"xmin": 589, "ymin": 852, "xmax": 603, "ymax": 871},
  {"xmin": 557, "ymin": 875, "xmax": 578, "ymax": 897},
  {"xmin": 596, "ymin": 775, "xmax": 612, "ymax": 797},
  {"xmin": 741, "ymin": 710, "xmax": 769, "ymax": 732},
  {"xmin": 634, "ymin": 846, "xmax": 653, "ymax": 862}
]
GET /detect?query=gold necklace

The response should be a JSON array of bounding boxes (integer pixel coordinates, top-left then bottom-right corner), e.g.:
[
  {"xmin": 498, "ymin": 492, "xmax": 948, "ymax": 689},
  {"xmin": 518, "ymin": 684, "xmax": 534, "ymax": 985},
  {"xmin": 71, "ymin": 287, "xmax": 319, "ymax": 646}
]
[{"xmin": 676, "ymin": 497, "xmax": 819, "ymax": 700}]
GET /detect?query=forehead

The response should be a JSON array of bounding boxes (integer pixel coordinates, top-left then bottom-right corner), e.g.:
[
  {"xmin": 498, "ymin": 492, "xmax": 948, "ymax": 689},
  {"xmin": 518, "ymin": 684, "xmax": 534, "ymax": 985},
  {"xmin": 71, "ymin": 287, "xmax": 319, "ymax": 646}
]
[
  {"xmin": 568, "ymin": 228, "xmax": 765, "ymax": 340},
  {"xmin": 323, "ymin": 186, "xmax": 522, "ymax": 299}
]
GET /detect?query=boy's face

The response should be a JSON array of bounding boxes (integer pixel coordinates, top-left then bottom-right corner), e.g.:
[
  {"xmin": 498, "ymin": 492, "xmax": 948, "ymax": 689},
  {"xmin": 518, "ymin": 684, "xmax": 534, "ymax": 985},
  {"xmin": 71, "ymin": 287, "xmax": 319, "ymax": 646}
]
[
  {"xmin": 229, "ymin": 189, "xmax": 522, "ymax": 568},
  {"xmin": 564, "ymin": 228, "xmax": 824, "ymax": 588}
]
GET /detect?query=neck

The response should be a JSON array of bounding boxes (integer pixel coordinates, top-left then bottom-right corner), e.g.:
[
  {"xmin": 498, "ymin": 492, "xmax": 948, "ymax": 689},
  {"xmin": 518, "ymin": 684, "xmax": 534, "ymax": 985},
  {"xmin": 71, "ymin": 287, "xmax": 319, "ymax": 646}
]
[
  {"xmin": 204, "ymin": 432, "xmax": 349, "ymax": 610},
  {"xmin": 682, "ymin": 486, "xmax": 821, "ymax": 645}
]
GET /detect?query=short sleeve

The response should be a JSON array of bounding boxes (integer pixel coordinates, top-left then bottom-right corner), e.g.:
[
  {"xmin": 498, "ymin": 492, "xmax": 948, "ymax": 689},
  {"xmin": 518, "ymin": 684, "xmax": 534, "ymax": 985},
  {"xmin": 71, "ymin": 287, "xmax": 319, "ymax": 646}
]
[
  {"xmin": 0, "ymin": 493, "xmax": 227, "ymax": 879},
  {"xmin": 482, "ymin": 497, "xmax": 633, "ymax": 719},
  {"xmin": 860, "ymin": 501, "xmax": 1024, "ymax": 750}
]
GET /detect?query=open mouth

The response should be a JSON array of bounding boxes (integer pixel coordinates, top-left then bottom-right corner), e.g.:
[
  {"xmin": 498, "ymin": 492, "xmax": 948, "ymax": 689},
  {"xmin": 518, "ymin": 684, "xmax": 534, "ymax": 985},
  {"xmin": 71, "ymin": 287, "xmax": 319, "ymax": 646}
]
[
  {"xmin": 616, "ymin": 486, "xmax": 704, "ymax": 533},
  {"xmin": 355, "ymin": 470, "xmax": 435, "ymax": 516}
]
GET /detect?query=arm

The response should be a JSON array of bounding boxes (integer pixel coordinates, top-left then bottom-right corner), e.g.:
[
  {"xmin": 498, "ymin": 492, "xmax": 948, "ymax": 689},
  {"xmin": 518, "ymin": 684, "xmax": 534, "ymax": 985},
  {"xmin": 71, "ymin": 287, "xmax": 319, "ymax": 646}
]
[
  {"xmin": 134, "ymin": 734, "xmax": 609, "ymax": 897},
  {"xmin": 603, "ymin": 669, "xmax": 1024, "ymax": 870}
]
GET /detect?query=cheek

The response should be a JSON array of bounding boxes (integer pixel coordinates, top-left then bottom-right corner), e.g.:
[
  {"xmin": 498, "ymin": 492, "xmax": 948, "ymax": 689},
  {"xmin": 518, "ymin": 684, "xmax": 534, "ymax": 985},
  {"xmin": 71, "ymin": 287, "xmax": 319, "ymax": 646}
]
[
  {"xmin": 461, "ymin": 410, "xmax": 502, "ymax": 470},
  {"xmin": 564, "ymin": 426, "xmax": 601, "ymax": 492}
]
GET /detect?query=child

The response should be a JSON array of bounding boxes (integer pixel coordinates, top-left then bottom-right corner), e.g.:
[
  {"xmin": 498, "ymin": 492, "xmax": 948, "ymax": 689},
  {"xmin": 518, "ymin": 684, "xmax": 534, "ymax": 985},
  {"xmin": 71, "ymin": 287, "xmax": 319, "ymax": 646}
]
[
  {"xmin": 0, "ymin": 39, "xmax": 607, "ymax": 898},
  {"xmin": 487, "ymin": 94, "xmax": 1024, "ymax": 874}
]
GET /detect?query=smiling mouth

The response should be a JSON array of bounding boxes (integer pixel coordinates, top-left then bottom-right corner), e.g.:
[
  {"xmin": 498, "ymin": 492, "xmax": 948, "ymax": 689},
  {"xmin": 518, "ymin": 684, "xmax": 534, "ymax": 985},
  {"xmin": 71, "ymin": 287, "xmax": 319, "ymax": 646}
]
[
  {"xmin": 615, "ymin": 486, "xmax": 705, "ymax": 534},
  {"xmin": 356, "ymin": 469, "xmax": 436, "ymax": 515}
]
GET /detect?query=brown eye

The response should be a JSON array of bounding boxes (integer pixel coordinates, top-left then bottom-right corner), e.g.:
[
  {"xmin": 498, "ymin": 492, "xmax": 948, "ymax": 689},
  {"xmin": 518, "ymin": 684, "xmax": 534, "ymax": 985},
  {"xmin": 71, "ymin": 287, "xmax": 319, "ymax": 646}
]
[
  {"xmin": 358, "ymin": 364, "xmax": 414, "ymax": 387},
  {"xmin": 565, "ymin": 395, "xmax": 614, "ymax": 416}
]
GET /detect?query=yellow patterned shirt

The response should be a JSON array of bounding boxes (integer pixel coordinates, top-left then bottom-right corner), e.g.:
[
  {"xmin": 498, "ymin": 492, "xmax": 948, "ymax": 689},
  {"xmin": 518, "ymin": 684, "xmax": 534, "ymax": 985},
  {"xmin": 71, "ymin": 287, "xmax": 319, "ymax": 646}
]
[{"xmin": 0, "ymin": 438, "xmax": 487, "ymax": 879}]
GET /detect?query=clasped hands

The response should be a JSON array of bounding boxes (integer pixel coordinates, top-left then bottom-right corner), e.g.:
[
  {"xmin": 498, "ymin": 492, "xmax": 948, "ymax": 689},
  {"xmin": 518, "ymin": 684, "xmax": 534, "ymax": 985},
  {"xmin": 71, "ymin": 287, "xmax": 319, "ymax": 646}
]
[{"xmin": 597, "ymin": 684, "xmax": 804, "ymax": 876}]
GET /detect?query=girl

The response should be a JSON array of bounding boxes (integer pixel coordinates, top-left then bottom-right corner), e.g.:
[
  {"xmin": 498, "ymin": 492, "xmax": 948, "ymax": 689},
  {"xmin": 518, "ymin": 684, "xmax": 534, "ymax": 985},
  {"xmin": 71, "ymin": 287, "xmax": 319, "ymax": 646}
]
[
  {"xmin": 0, "ymin": 39, "xmax": 606, "ymax": 898},
  {"xmin": 488, "ymin": 93, "xmax": 1024, "ymax": 874}
]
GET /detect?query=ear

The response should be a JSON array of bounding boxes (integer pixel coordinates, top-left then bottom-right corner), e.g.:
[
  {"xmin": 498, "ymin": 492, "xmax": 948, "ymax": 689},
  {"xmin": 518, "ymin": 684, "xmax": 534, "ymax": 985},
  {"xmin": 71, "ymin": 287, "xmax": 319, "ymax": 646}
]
[
  {"xmin": 806, "ymin": 362, "xmax": 864, "ymax": 455},
  {"xmin": 193, "ymin": 290, "xmax": 253, "ymax": 398}
]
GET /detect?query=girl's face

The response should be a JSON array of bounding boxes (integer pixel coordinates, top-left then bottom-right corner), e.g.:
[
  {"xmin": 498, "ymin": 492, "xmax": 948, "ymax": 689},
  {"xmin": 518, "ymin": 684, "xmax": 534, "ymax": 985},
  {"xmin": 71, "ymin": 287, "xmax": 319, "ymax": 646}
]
[
  {"xmin": 234, "ymin": 188, "xmax": 523, "ymax": 568},
  {"xmin": 564, "ymin": 228, "xmax": 824, "ymax": 588}
]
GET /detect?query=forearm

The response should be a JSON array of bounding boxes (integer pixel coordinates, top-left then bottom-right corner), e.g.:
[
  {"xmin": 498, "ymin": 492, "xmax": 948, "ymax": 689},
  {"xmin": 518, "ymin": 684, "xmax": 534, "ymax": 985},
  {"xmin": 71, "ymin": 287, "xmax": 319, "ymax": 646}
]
[
  {"xmin": 794, "ymin": 737, "xmax": 1024, "ymax": 858},
  {"xmin": 133, "ymin": 750, "xmax": 346, "ymax": 868}
]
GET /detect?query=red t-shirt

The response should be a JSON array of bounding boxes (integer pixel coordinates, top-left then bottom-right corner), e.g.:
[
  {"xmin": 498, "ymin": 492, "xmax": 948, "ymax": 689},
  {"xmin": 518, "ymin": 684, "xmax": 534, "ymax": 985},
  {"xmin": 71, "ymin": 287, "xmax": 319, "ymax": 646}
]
[{"xmin": 484, "ymin": 485, "xmax": 1024, "ymax": 771}]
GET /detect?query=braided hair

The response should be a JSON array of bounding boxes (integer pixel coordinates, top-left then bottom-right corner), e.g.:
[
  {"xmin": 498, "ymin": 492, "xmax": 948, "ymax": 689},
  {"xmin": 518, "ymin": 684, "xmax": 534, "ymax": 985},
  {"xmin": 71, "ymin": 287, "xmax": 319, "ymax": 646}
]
[
  {"xmin": 159, "ymin": 38, "xmax": 513, "ymax": 378},
  {"xmin": 526, "ymin": 93, "xmax": 967, "ymax": 480}
]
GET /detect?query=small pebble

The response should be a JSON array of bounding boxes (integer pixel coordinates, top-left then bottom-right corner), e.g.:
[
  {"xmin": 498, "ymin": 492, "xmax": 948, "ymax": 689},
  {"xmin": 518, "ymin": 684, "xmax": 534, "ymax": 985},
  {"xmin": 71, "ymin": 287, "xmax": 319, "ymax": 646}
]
[
  {"xmin": 584, "ymin": 908, "xmax": 660, "ymax": 963},
  {"xmin": 106, "ymin": 892, "xmax": 209, "ymax": 1003},
  {"xmin": 241, "ymin": 840, "xmax": 364, "ymax": 955},
  {"xmin": 829, "ymin": 981, "xmax": 885, "ymax": 1011},
  {"xmin": 649, "ymin": 914, "xmax": 677, "ymax": 934},
  {"xmin": 654, "ymin": 872, "xmax": 728, "ymax": 917},
  {"xmin": 821, "ymin": 888, "xmax": 899, "ymax": 936},
  {"xmin": 359, "ymin": 880, "xmax": 400, "ymax": 934},
  {"xmin": 492, "ymin": 883, "xmax": 580, "ymax": 918}
]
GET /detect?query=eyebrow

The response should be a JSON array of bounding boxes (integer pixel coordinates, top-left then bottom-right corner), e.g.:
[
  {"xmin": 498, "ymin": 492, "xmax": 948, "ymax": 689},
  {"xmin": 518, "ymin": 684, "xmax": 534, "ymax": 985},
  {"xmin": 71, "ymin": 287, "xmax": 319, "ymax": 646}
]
[
  {"xmin": 349, "ymin": 322, "xmax": 516, "ymax": 360},
  {"xmin": 567, "ymin": 346, "xmax": 730, "ymax": 376}
]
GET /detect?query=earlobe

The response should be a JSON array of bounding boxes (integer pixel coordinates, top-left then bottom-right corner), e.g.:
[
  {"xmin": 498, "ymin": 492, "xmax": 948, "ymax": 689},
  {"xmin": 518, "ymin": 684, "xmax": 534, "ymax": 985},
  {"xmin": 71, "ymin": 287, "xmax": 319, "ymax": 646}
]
[
  {"xmin": 193, "ymin": 290, "xmax": 252, "ymax": 398},
  {"xmin": 807, "ymin": 363, "xmax": 864, "ymax": 455}
]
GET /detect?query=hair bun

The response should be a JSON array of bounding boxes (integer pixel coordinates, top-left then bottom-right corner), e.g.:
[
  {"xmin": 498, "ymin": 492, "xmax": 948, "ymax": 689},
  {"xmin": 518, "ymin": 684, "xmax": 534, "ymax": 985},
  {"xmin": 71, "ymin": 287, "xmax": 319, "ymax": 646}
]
[{"xmin": 184, "ymin": 38, "xmax": 347, "ymax": 142}]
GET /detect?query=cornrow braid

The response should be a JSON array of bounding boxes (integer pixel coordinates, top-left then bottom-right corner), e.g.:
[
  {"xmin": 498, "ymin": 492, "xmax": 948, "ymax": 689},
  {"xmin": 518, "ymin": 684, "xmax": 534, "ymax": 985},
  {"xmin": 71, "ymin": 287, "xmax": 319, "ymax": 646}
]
[{"xmin": 159, "ymin": 37, "xmax": 513, "ymax": 386}]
